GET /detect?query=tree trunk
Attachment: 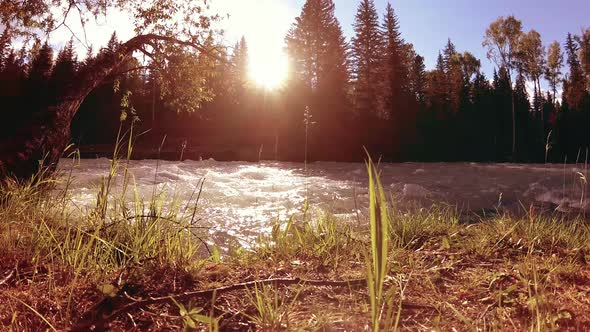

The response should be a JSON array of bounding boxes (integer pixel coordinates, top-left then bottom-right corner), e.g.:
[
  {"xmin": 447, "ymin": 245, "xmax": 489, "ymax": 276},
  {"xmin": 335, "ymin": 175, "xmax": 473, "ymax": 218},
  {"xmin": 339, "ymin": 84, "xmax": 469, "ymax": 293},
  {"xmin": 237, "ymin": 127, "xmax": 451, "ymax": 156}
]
[
  {"xmin": 537, "ymin": 77, "xmax": 545, "ymax": 139},
  {"xmin": 510, "ymin": 89, "xmax": 517, "ymax": 161},
  {"xmin": 0, "ymin": 34, "xmax": 195, "ymax": 180}
]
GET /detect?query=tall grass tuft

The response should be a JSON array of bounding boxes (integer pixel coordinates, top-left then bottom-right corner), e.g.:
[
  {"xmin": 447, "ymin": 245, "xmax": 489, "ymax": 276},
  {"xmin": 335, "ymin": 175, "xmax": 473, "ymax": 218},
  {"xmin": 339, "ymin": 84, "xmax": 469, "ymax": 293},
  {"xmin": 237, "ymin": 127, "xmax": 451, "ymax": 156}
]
[
  {"xmin": 243, "ymin": 282, "xmax": 302, "ymax": 331},
  {"xmin": 365, "ymin": 157, "xmax": 391, "ymax": 332}
]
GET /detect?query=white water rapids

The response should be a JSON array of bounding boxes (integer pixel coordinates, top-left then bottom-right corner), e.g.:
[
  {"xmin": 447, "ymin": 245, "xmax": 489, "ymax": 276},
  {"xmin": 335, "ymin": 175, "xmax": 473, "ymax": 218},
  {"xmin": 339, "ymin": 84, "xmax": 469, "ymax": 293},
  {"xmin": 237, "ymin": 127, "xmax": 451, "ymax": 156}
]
[{"xmin": 59, "ymin": 159, "xmax": 589, "ymax": 248}]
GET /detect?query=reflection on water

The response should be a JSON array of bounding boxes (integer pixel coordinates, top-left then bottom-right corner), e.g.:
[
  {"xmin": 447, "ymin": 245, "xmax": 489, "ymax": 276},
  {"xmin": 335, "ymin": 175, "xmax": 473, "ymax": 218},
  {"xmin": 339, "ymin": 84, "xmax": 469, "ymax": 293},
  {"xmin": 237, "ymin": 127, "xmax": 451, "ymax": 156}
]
[{"xmin": 59, "ymin": 159, "xmax": 589, "ymax": 248}]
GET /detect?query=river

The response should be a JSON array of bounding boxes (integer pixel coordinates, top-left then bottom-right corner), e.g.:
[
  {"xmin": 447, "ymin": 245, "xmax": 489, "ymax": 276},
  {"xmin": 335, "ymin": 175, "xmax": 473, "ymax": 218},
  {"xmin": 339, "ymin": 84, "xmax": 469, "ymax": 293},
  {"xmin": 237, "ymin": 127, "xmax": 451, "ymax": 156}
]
[{"xmin": 58, "ymin": 159, "xmax": 589, "ymax": 248}]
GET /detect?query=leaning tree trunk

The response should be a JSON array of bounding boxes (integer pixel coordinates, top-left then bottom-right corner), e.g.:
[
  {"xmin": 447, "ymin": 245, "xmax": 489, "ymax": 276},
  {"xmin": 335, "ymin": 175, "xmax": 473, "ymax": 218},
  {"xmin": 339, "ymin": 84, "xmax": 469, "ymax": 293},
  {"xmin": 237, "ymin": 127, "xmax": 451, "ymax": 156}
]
[{"xmin": 0, "ymin": 35, "xmax": 176, "ymax": 180}]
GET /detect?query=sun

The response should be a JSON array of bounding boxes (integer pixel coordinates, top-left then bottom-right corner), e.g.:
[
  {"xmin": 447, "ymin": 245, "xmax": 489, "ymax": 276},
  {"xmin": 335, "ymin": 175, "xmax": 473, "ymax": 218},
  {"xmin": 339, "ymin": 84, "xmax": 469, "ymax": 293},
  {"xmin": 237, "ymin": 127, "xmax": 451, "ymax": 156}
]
[
  {"xmin": 214, "ymin": 0, "xmax": 293, "ymax": 90},
  {"xmin": 248, "ymin": 50, "xmax": 289, "ymax": 90}
]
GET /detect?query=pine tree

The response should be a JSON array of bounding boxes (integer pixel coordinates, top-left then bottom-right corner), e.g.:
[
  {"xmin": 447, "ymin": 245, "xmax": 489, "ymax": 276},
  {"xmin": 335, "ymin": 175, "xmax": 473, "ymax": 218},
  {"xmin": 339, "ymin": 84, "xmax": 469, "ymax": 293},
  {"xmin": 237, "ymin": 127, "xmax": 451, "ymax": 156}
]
[
  {"xmin": 427, "ymin": 53, "xmax": 448, "ymax": 112},
  {"xmin": 24, "ymin": 40, "xmax": 53, "ymax": 117},
  {"xmin": 26, "ymin": 41, "xmax": 53, "ymax": 87},
  {"xmin": 513, "ymin": 72, "xmax": 537, "ymax": 161},
  {"xmin": 514, "ymin": 73, "xmax": 530, "ymax": 112},
  {"xmin": 455, "ymin": 52, "xmax": 482, "ymax": 153},
  {"xmin": 408, "ymin": 54, "xmax": 426, "ymax": 104},
  {"xmin": 351, "ymin": 0, "xmax": 383, "ymax": 118},
  {"xmin": 0, "ymin": 33, "xmax": 26, "ymax": 140},
  {"xmin": 235, "ymin": 36, "xmax": 248, "ymax": 82},
  {"xmin": 467, "ymin": 72, "xmax": 494, "ymax": 160},
  {"xmin": 492, "ymin": 66, "xmax": 513, "ymax": 160},
  {"xmin": 419, "ymin": 54, "xmax": 450, "ymax": 160},
  {"xmin": 81, "ymin": 46, "xmax": 94, "ymax": 69},
  {"xmin": 286, "ymin": 0, "xmax": 349, "ymax": 93},
  {"xmin": 380, "ymin": 3, "xmax": 408, "ymax": 120},
  {"xmin": 578, "ymin": 28, "xmax": 590, "ymax": 92},
  {"xmin": 285, "ymin": 0, "xmax": 350, "ymax": 159},
  {"xmin": 0, "ymin": 49, "xmax": 25, "ymax": 86},
  {"xmin": 230, "ymin": 36, "xmax": 249, "ymax": 103},
  {"xmin": 564, "ymin": 33, "xmax": 585, "ymax": 109},
  {"xmin": 49, "ymin": 39, "xmax": 78, "ymax": 103},
  {"xmin": 106, "ymin": 32, "xmax": 120, "ymax": 53},
  {"xmin": 443, "ymin": 39, "xmax": 463, "ymax": 112},
  {"xmin": 442, "ymin": 39, "xmax": 457, "ymax": 71}
]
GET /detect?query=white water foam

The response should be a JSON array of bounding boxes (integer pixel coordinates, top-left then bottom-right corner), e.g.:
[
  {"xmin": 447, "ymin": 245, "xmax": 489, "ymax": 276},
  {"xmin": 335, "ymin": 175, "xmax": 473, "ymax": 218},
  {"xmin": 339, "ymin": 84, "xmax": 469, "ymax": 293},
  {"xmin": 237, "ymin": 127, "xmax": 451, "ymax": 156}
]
[{"xmin": 58, "ymin": 159, "xmax": 589, "ymax": 248}]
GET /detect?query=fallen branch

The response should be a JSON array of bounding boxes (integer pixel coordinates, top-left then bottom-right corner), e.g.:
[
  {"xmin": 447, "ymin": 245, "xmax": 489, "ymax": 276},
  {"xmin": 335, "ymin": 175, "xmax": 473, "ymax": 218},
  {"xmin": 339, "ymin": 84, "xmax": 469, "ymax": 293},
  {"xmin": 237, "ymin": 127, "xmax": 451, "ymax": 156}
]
[
  {"xmin": 0, "ymin": 269, "xmax": 15, "ymax": 286},
  {"xmin": 71, "ymin": 277, "xmax": 366, "ymax": 331}
]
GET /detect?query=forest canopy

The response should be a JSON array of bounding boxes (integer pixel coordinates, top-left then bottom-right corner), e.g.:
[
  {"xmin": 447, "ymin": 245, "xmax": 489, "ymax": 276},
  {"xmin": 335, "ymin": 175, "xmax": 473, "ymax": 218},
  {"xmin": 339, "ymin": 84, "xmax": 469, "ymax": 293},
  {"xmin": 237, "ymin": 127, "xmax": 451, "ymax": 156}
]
[{"xmin": 1, "ymin": 0, "xmax": 590, "ymax": 180}]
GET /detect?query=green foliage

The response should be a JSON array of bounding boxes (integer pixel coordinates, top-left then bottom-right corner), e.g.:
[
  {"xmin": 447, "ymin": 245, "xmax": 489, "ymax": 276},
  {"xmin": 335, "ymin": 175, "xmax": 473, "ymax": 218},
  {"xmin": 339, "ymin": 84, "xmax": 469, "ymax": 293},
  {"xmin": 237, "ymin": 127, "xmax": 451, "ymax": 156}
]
[
  {"xmin": 152, "ymin": 43, "xmax": 217, "ymax": 113},
  {"xmin": 172, "ymin": 298, "xmax": 219, "ymax": 332}
]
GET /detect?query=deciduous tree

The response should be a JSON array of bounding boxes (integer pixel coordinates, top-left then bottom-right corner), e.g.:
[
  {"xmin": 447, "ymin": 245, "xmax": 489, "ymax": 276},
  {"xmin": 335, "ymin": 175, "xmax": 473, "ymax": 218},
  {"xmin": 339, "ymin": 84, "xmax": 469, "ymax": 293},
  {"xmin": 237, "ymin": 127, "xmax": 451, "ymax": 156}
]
[
  {"xmin": 483, "ymin": 16, "xmax": 523, "ymax": 160},
  {"xmin": 517, "ymin": 30, "xmax": 545, "ymax": 113},
  {"xmin": 545, "ymin": 41, "xmax": 563, "ymax": 100},
  {"xmin": 0, "ymin": 0, "xmax": 222, "ymax": 179}
]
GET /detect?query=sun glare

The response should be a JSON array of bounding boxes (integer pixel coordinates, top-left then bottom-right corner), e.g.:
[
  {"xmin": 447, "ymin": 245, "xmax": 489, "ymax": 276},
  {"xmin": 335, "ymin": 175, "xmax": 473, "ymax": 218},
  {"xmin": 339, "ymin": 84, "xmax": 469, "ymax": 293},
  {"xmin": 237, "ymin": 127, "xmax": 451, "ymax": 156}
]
[
  {"xmin": 248, "ymin": 51, "xmax": 289, "ymax": 90},
  {"xmin": 215, "ymin": 0, "xmax": 293, "ymax": 90}
]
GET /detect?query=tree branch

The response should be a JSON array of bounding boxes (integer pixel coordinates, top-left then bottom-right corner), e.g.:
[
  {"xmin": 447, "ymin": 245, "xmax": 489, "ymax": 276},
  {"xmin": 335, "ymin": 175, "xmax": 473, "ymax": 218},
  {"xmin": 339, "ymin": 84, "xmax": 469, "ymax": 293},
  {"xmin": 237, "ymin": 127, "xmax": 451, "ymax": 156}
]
[
  {"xmin": 47, "ymin": 1, "xmax": 74, "ymax": 33},
  {"xmin": 113, "ymin": 65, "xmax": 153, "ymax": 76},
  {"xmin": 137, "ymin": 46, "xmax": 155, "ymax": 59},
  {"xmin": 121, "ymin": 34, "xmax": 228, "ymax": 64},
  {"xmin": 0, "ymin": 268, "xmax": 14, "ymax": 286}
]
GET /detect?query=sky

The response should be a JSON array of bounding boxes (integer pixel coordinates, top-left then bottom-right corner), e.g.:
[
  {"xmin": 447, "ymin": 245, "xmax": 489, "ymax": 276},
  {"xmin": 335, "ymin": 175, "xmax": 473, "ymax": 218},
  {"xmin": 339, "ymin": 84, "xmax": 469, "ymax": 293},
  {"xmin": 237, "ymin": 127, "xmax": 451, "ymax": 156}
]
[
  {"xmin": 221, "ymin": 0, "xmax": 589, "ymax": 76},
  {"xmin": 338, "ymin": 0, "xmax": 590, "ymax": 76},
  {"xmin": 50, "ymin": 0, "xmax": 590, "ymax": 80}
]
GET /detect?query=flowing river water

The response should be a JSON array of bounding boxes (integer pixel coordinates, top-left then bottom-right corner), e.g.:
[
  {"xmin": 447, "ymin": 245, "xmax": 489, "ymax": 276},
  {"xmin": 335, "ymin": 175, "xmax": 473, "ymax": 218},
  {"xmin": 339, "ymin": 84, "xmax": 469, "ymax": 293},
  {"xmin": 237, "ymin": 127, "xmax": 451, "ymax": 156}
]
[{"xmin": 59, "ymin": 159, "xmax": 590, "ymax": 249}]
